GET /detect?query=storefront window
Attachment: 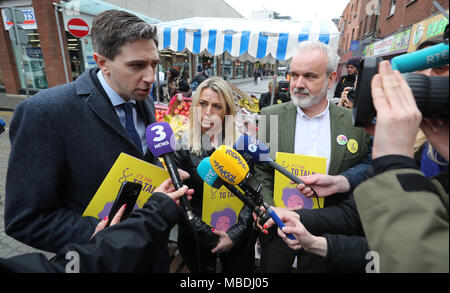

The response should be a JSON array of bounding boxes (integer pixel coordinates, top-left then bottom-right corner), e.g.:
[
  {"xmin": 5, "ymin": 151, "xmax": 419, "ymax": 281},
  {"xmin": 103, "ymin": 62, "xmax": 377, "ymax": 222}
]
[
  {"xmin": 66, "ymin": 32, "xmax": 85, "ymax": 80},
  {"xmin": 10, "ymin": 29, "xmax": 48, "ymax": 90},
  {"xmin": 235, "ymin": 60, "xmax": 244, "ymax": 78},
  {"xmin": 0, "ymin": 68, "xmax": 4, "ymax": 87}
]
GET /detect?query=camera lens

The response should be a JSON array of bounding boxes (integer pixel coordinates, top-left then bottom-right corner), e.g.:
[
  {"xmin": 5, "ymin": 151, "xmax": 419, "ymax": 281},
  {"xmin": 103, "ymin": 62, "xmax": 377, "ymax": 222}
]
[{"xmin": 403, "ymin": 73, "xmax": 449, "ymax": 117}]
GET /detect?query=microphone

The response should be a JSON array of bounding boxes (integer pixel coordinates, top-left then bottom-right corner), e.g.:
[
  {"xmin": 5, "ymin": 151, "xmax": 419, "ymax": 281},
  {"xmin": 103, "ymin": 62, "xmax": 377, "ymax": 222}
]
[
  {"xmin": 234, "ymin": 134, "xmax": 319, "ymax": 199},
  {"xmin": 0, "ymin": 117, "xmax": 5, "ymax": 135},
  {"xmin": 209, "ymin": 146, "xmax": 296, "ymax": 240},
  {"xmin": 197, "ymin": 157, "xmax": 270, "ymax": 223},
  {"xmin": 146, "ymin": 122, "xmax": 194, "ymax": 221},
  {"xmin": 209, "ymin": 145, "xmax": 262, "ymax": 201},
  {"xmin": 391, "ymin": 43, "xmax": 449, "ymax": 73}
]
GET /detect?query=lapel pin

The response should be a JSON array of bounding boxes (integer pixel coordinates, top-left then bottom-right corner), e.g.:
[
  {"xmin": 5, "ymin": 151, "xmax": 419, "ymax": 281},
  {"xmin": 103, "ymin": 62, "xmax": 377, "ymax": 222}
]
[{"xmin": 336, "ymin": 135, "xmax": 348, "ymax": 146}]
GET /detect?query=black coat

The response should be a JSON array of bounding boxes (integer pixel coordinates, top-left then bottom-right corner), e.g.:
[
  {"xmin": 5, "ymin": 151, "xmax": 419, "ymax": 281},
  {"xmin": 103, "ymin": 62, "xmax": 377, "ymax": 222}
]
[
  {"xmin": 5, "ymin": 68, "xmax": 159, "ymax": 253},
  {"xmin": 0, "ymin": 193, "xmax": 180, "ymax": 273},
  {"xmin": 259, "ymin": 91, "xmax": 290, "ymax": 110},
  {"xmin": 334, "ymin": 74, "xmax": 357, "ymax": 99}
]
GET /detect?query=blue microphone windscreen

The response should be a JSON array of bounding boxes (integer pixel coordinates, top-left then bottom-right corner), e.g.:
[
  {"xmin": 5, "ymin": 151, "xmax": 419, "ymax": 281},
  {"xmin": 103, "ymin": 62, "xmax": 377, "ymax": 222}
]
[
  {"xmin": 391, "ymin": 43, "xmax": 449, "ymax": 73},
  {"xmin": 197, "ymin": 157, "xmax": 219, "ymax": 187}
]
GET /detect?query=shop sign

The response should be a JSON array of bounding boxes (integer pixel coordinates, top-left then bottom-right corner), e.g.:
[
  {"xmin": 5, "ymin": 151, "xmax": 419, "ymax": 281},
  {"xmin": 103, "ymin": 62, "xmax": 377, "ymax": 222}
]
[
  {"xmin": 350, "ymin": 40, "xmax": 360, "ymax": 51},
  {"xmin": 408, "ymin": 12, "xmax": 449, "ymax": 52},
  {"xmin": 364, "ymin": 29, "xmax": 411, "ymax": 56},
  {"xmin": 1, "ymin": 7, "xmax": 37, "ymax": 30}
]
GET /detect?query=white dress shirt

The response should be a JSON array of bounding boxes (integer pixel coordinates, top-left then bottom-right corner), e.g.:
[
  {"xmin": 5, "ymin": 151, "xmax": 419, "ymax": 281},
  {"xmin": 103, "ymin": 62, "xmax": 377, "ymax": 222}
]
[
  {"xmin": 97, "ymin": 70, "xmax": 148, "ymax": 155},
  {"xmin": 294, "ymin": 102, "xmax": 331, "ymax": 174}
]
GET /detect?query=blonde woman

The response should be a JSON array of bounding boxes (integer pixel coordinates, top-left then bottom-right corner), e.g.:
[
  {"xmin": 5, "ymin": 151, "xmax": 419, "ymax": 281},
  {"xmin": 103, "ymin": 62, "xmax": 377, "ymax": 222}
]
[{"xmin": 173, "ymin": 77, "xmax": 255, "ymax": 273}]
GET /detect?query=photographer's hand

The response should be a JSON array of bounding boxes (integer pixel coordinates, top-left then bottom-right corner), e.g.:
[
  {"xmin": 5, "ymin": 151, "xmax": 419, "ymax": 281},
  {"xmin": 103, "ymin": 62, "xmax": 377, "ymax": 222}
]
[{"xmin": 368, "ymin": 61, "xmax": 422, "ymax": 159}]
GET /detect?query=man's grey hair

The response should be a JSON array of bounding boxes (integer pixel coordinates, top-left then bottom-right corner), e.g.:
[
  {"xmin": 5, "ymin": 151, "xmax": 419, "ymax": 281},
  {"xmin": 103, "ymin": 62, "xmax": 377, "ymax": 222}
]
[
  {"xmin": 296, "ymin": 41, "xmax": 339, "ymax": 75},
  {"xmin": 91, "ymin": 10, "xmax": 158, "ymax": 60}
]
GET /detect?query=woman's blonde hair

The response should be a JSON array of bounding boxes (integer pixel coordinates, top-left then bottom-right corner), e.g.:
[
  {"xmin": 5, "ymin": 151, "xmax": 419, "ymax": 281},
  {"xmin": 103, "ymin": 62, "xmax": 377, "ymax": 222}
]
[
  {"xmin": 414, "ymin": 129, "xmax": 447, "ymax": 165},
  {"xmin": 184, "ymin": 77, "xmax": 237, "ymax": 155}
]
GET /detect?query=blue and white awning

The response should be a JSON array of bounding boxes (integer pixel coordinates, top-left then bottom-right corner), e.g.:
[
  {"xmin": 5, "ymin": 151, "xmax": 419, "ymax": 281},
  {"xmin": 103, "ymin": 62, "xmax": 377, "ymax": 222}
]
[{"xmin": 156, "ymin": 17, "xmax": 339, "ymax": 62}]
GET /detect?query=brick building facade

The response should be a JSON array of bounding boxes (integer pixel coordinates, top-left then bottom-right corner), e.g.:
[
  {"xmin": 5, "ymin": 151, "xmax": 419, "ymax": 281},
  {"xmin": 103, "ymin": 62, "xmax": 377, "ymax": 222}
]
[
  {"xmin": 378, "ymin": 0, "xmax": 449, "ymax": 38},
  {"xmin": 0, "ymin": 0, "xmax": 242, "ymax": 95},
  {"xmin": 336, "ymin": 0, "xmax": 448, "ymax": 77}
]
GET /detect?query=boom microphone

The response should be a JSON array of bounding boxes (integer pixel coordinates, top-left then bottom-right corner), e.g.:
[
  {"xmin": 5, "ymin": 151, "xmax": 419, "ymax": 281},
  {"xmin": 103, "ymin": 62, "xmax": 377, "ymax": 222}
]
[
  {"xmin": 234, "ymin": 134, "xmax": 319, "ymax": 199},
  {"xmin": 391, "ymin": 43, "xmax": 449, "ymax": 73},
  {"xmin": 209, "ymin": 146, "xmax": 296, "ymax": 240},
  {"xmin": 146, "ymin": 122, "xmax": 194, "ymax": 221}
]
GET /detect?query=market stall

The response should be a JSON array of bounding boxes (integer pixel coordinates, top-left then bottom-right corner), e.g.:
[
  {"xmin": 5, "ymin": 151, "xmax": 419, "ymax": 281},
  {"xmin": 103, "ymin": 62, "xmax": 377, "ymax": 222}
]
[{"xmin": 154, "ymin": 17, "xmax": 339, "ymax": 136}]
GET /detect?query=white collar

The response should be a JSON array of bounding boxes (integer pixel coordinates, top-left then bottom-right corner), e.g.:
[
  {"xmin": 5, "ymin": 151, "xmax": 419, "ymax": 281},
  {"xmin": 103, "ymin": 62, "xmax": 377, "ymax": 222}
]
[
  {"xmin": 296, "ymin": 100, "xmax": 330, "ymax": 120},
  {"xmin": 97, "ymin": 70, "xmax": 135, "ymax": 107}
]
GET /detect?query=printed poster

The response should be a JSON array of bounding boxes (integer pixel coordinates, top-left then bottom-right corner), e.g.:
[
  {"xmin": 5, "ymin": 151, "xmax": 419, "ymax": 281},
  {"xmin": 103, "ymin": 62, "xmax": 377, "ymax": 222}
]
[
  {"xmin": 202, "ymin": 183, "xmax": 244, "ymax": 232},
  {"xmin": 83, "ymin": 152, "xmax": 169, "ymax": 219},
  {"xmin": 273, "ymin": 152, "xmax": 326, "ymax": 209}
]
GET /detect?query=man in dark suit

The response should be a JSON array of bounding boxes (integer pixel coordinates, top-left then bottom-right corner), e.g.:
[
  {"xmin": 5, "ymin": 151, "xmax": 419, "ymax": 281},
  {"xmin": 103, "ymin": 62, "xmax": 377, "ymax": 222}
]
[
  {"xmin": 5, "ymin": 10, "xmax": 164, "ymax": 253},
  {"xmin": 255, "ymin": 41, "xmax": 371, "ymax": 273}
]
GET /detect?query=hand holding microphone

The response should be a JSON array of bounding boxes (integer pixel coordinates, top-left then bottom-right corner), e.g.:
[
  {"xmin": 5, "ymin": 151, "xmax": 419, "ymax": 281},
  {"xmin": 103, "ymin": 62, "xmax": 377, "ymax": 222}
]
[
  {"xmin": 197, "ymin": 157, "xmax": 269, "ymax": 223},
  {"xmin": 209, "ymin": 145, "xmax": 296, "ymax": 240},
  {"xmin": 146, "ymin": 122, "xmax": 194, "ymax": 221},
  {"xmin": 234, "ymin": 134, "xmax": 320, "ymax": 201}
]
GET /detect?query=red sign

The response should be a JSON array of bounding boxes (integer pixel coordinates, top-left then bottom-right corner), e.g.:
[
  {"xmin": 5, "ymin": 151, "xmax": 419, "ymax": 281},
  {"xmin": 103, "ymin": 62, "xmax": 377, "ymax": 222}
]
[{"xmin": 67, "ymin": 18, "xmax": 89, "ymax": 38}]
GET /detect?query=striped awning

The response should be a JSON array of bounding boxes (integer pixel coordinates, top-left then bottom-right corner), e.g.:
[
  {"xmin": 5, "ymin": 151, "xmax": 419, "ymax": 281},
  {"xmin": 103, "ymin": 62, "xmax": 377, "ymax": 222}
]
[{"xmin": 156, "ymin": 17, "xmax": 339, "ymax": 62}]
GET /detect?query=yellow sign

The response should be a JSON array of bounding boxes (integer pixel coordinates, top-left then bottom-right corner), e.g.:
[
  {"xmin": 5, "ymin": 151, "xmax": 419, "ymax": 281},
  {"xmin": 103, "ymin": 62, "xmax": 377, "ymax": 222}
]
[
  {"xmin": 202, "ymin": 183, "xmax": 244, "ymax": 232},
  {"xmin": 408, "ymin": 12, "xmax": 449, "ymax": 52},
  {"xmin": 273, "ymin": 152, "xmax": 326, "ymax": 209},
  {"xmin": 83, "ymin": 152, "xmax": 169, "ymax": 219}
]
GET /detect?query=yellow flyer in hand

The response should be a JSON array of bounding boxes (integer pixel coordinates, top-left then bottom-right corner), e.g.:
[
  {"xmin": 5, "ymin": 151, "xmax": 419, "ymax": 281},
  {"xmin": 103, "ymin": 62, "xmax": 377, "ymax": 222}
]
[
  {"xmin": 273, "ymin": 152, "xmax": 326, "ymax": 209},
  {"xmin": 202, "ymin": 183, "xmax": 244, "ymax": 232},
  {"xmin": 83, "ymin": 152, "xmax": 169, "ymax": 219}
]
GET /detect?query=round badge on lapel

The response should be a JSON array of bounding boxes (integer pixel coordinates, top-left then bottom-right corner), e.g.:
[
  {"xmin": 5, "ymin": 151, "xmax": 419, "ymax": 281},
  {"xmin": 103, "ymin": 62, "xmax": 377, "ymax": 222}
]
[
  {"xmin": 347, "ymin": 139, "xmax": 358, "ymax": 154},
  {"xmin": 336, "ymin": 135, "xmax": 348, "ymax": 145}
]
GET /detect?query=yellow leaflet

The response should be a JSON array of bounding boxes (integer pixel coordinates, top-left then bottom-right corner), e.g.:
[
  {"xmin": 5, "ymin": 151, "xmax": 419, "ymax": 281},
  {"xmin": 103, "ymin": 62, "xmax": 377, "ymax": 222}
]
[
  {"xmin": 201, "ymin": 183, "xmax": 244, "ymax": 232},
  {"xmin": 273, "ymin": 152, "xmax": 326, "ymax": 209},
  {"xmin": 83, "ymin": 152, "xmax": 169, "ymax": 219}
]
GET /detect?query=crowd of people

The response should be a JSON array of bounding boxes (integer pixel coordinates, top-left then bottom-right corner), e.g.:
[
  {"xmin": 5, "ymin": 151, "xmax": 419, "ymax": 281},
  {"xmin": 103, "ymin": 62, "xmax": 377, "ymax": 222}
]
[{"xmin": 0, "ymin": 9, "xmax": 448, "ymax": 273}]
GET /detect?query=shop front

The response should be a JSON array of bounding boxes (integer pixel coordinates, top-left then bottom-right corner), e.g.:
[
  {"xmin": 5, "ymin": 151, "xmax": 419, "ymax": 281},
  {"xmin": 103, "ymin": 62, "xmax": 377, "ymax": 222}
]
[
  {"xmin": 408, "ymin": 11, "xmax": 448, "ymax": 52},
  {"xmin": 1, "ymin": 6, "xmax": 47, "ymax": 90},
  {"xmin": 363, "ymin": 28, "xmax": 412, "ymax": 60}
]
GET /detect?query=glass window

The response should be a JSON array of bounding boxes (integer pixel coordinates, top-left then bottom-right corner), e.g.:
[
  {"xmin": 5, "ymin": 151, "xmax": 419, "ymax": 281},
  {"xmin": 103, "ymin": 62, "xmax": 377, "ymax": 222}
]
[
  {"xmin": 66, "ymin": 32, "xmax": 85, "ymax": 80},
  {"xmin": 9, "ymin": 29, "xmax": 48, "ymax": 90},
  {"xmin": 389, "ymin": 0, "xmax": 396, "ymax": 16},
  {"xmin": 0, "ymin": 68, "xmax": 4, "ymax": 86}
]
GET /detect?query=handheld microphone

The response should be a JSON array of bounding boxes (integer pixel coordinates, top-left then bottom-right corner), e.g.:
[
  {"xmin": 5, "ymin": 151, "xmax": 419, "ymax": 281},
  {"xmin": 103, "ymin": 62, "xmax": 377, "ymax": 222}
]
[
  {"xmin": 209, "ymin": 145, "xmax": 262, "ymax": 200},
  {"xmin": 146, "ymin": 122, "xmax": 194, "ymax": 221},
  {"xmin": 197, "ymin": 157, "xmax": 270, "ymax": 223},
  {"xmin": 391, "ymin": 43, "xmax": 449, "ymax": 73},
  {"xmin": 209, "ymin": 146, "xmax": 296, "ymax": 240},
  {"xmin": 234, "ymin": 134, "xmax": 319, "ymax": 199},
  {"xmin": 0, "ymin": 117, "xmax": 5, "ymax": 135}
]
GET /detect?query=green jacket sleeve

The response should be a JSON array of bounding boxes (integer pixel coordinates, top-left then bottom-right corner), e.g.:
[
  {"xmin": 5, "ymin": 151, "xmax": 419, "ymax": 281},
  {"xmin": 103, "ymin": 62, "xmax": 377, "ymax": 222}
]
[{"xmin": 354, "ymin": 168, "xmax": 449, "ymax": 273}]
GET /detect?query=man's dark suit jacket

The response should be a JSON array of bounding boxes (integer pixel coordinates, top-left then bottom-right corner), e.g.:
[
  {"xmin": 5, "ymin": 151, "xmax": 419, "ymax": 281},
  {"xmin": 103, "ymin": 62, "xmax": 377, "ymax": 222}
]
[{"xmin": 5, "ymin": 67, "xmax": 159, "ymax": 252}]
